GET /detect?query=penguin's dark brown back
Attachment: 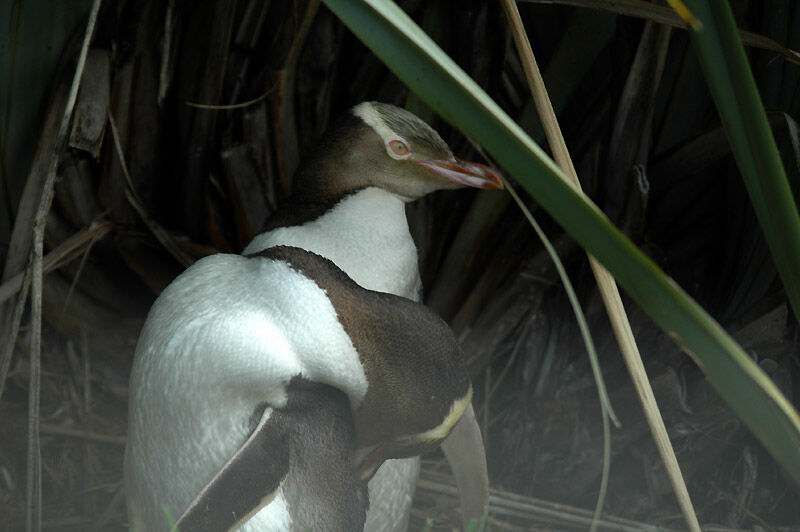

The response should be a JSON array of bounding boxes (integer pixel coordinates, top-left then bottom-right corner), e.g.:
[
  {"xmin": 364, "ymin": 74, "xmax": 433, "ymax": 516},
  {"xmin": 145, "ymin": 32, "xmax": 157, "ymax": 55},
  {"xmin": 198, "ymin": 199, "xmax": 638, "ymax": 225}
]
[{"xmin": 252, "ymin": 246, "xmax": 472, "ymax": 453}]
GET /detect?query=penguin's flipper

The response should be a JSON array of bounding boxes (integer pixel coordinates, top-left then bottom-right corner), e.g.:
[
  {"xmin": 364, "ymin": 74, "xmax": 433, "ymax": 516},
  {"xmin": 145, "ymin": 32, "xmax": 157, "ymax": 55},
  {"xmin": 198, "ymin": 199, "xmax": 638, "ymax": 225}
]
[
  {"xmin": 440, "ymin": 403, "xmax": 489, "ymax": 529},
  {"xmin": 175, "ymin": 380, "xmax": 368, "ymax": 532},
  {"xmin": 175, "ymin": 406, "xmax": 290, "ymax": 532}
]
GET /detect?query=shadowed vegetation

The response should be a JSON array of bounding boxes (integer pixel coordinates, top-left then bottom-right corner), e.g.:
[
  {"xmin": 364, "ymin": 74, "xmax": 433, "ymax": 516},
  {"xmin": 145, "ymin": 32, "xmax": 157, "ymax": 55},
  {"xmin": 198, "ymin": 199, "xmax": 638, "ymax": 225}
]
[{"xmin": 2, "ymin": 0, "xmax": 800, "ymax": 529}]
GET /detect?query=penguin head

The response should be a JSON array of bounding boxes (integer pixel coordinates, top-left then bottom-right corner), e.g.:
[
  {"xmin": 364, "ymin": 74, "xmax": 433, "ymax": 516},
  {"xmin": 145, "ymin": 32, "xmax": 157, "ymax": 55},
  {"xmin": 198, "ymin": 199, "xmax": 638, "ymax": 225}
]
[{"xmin": 293, "ymin": 101, "xmax": 503, "ymax": 201}]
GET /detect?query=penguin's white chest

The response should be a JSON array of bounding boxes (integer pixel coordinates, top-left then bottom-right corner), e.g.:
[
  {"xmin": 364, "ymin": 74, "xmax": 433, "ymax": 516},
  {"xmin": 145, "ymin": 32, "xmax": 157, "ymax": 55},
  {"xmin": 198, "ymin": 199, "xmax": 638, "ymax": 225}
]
[
  {"xmin": 124, "ymin": 254, "xmax": 367, "ymax": 530},
  {"xmin": 244, "ymin": 187, "xmax": 422, "ymax": 300}
]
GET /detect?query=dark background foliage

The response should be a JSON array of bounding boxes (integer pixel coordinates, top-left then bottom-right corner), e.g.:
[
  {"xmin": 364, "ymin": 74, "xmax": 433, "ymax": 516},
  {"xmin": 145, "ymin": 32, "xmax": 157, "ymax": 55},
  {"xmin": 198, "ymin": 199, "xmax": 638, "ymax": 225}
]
[{"xmin": 2, "ymin": 0, "xmax": 800, "ymax": 529}]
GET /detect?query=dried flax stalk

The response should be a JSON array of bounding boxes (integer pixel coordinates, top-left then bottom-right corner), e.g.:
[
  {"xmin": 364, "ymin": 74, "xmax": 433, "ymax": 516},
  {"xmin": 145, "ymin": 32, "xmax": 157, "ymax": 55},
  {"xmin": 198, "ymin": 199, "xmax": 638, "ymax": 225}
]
[
  {"xmin": 500, "ymin": 1, "xmax": 701, "ymax": 531},
  {"xmin": 8, "ymin": 1, "xmax": 105, "ymax": 530}
]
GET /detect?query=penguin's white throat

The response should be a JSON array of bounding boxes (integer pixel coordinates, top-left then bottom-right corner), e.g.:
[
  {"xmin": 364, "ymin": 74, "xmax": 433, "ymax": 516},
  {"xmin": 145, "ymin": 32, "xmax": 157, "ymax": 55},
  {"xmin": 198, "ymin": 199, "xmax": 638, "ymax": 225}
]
[{"xmin": 244, "ymin": 187, "xmax": 422, "ymax": 299}]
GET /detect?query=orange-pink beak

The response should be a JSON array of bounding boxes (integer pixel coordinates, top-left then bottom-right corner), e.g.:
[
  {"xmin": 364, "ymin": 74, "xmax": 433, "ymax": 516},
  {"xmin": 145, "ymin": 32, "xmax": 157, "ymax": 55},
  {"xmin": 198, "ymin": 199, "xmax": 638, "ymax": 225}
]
[{"xmin": 419, "ymin": 158, "xmax": 504, "ymax": 190}]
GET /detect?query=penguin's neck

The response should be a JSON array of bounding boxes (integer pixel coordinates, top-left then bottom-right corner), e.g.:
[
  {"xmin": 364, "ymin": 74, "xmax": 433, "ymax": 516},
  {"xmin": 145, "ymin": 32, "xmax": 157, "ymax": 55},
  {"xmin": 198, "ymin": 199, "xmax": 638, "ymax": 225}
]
[{"xmin": 244, "ymin": 187, "xmax": 422, "ymax": 301}]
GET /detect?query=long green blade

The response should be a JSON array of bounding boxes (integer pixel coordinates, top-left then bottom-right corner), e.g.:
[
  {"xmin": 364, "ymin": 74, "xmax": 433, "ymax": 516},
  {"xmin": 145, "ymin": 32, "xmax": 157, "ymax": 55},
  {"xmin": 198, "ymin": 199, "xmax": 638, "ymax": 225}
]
[
  {"xmin": 682, "ymin": 1, "xmax": 800, "ymax": 327},
  {"xmin": 321, "ymin": 0, "xmax": 800, "ymax": 484}
]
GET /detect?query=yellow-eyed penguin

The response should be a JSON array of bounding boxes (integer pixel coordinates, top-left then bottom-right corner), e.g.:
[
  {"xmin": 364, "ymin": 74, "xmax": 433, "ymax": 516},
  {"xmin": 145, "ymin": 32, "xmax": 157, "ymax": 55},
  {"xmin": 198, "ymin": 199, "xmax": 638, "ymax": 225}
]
[
  {"xmin": 126, "ymin": 246, "xmax": 473, "ymax": 531},
  {"xmin": 125, "ymin": 102, "xmax": 501, "ymax": 530},
  {"xmin": 243, "ymin": 102, "xmax": 501, "ymax": 531},
  {"xmin": 166, "ymin": 247, "xmax": 472, "ymax": 531}
]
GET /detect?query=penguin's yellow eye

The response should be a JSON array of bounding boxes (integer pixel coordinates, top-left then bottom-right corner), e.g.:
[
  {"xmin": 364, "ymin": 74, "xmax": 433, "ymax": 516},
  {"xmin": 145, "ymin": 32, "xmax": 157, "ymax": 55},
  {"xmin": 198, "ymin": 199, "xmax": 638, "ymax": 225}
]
[{"xmin": 388, "ymin": 139, "xmax": 411, "ymax": 158}]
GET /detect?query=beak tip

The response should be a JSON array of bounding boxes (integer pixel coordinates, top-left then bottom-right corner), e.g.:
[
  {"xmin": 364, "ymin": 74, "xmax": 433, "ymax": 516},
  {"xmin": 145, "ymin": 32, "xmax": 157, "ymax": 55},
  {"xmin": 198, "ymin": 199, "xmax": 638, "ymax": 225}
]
[
  {"xmin": 464, "ymin": 160, "xmax": 504, "ymax": 190},
  {"xmin": 422, "ymin": 158, "xmax": 505, "ymax": 191},
  {"xmin": 483, "ymin": 176, "xmax": 504, "ymax": 190}
]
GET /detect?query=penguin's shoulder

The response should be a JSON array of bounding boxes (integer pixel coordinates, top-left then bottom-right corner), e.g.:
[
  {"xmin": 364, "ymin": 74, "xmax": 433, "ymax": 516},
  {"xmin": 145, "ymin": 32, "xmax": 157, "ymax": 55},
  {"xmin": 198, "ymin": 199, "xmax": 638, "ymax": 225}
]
[
  {"xmin": 133, "ymin": 252, "xmax": 369, "ymax": 408},
  {"xmin": 137, "ymin": 253, "xmax": 325, "ymax": 362}
]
